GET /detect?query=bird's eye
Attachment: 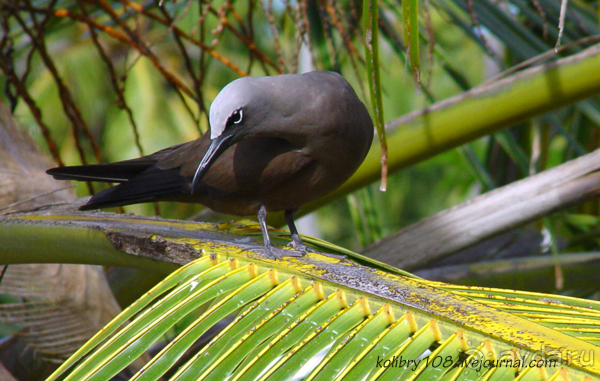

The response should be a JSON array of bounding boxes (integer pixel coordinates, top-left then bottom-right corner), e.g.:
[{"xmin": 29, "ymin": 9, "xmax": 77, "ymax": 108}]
[{"xmin": 228, "ymin": 109, "xmax": 243, "ymax": 126}]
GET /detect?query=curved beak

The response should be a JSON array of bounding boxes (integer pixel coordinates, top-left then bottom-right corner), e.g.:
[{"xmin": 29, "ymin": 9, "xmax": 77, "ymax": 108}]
[{"xmin": 191, "ymin": 133, "xmax": 234, "ymax": 194}]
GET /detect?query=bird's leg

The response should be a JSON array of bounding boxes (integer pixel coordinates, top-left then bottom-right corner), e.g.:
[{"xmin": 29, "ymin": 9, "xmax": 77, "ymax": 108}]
[
  {"xmin": 285, "ymin": 209, "xmax": 309, "ymax": 254},
  {"xmin": 257, "ymin": 205, "xmax": 302, "ymax": 259}
]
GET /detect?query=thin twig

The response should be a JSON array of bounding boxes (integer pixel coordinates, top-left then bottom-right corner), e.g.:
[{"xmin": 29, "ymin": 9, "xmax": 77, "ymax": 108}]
[
  {"xmin": 466, "ymin": 0, "xmax": 498, "ymax": 59},
  {"xmin": 0, "ymin": 40, "xmax": 64, "ymax": 166},
  {"xmin": 484, "ymin": 35, "xmax": 600, "ymax": 85},
  {"xmin": 158, "ymin": 3, "xmax": 204, "ymax": 126},
  {"xmin": 264, "ymin": 0, "xmax": 286, "ymax": 73},
  {"xmin": 555, "ymin": 0, "xmax": 568, "ymax": 51},
  {"xmin": 0, "ymin": 265, "xmax": 8, "ymax": 287},
  {"xmin": 78, "ymin": 2, "xmax": 145, "ymax": 157},
  {"xmin": 95, "ymin": 0, "xmax": 199, "ymax": 101},
  {"xmin": 530, "ymin": 0, "xmax": 548, "ymax": 41},
  {"xmin": 12, "ymin": 2, "xmax": 102, "ymax": 171},
  {"xmin": 0, "ymin": 185, "xmax": 76, "ymax": 213},
  {"xmin": 118, "ymin": 0, "xmax": 251, "ymax": 76}
]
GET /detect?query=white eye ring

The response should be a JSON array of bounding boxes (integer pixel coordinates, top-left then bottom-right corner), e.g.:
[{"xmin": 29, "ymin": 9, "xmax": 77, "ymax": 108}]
[{"xmin": 232, "ymin": 109, "xmax": 243, "ymax": 124}]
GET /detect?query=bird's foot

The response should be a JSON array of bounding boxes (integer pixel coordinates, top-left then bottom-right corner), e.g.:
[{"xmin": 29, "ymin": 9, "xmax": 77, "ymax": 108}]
[
  {"xmin": 286, "ymin": 233, "xmax": 310, "ymax": 254},
  {"xmin": 286, "ymin": 233, "xmax": 346, "ymax": 259},
  {"xmin": 261, "ymin": 244, "xmax": 304, "ymax": 259}
]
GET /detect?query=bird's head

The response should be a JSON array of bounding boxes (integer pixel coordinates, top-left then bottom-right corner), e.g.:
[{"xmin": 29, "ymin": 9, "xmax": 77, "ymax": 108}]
[
  {"xmin": 208, "ymin": 78, "xmax": 253, "ymax": 141},
  {"xmin": 191, "ymin": 76, "xmax": 274, "ymax": 193}
]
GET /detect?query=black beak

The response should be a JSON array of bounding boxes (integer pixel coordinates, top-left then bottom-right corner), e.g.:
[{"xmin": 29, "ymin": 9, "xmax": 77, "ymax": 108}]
[{"xmin": 191, "ymin": 133, "xmax": 234, "ymax": 193}]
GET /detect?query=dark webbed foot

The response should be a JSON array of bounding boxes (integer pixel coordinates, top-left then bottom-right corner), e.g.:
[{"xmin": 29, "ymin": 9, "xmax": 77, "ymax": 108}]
[
  {"xmin": 262, "ymin": 244, "xmax": 304, "ymax": 259},
  {"xmin": 286, "ymin": 233, "xmax": 309, "ymax": 254},
  {"xmin": 284, "ymin": 227, "xmax": 347, "ymax": 262},
  {"xmin": 283, "ymin": 210, "xmax": 346, "ymax": 259}
]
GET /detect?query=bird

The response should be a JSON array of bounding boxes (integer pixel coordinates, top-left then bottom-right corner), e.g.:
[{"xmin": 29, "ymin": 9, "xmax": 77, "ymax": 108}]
[{"xmin": 47, "ymin": 71, "xmax": 374, "ymax": 258}]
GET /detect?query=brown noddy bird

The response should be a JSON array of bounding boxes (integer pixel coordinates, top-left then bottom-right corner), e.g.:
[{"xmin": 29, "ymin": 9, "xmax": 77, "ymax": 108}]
[{"xmin": 47, "ymin": 71, "xmax": 374, "ymax": 258}]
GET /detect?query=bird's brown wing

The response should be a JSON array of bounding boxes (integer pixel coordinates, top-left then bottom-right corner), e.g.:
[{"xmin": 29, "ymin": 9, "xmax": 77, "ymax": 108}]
[
  {"xmin": 75, "ymin": 137, "xmax": 211, "ymax": 210},
  {"xmin": 65, "ymin": 143, "xmax": 191, "ymax": 210},
  {"xmin": 76, "ymin": 135, "xmax": 315, "ymax": 213},
  {"xmin": 159, "ymin": 136, "xmax": 314, "ymax": 196}
]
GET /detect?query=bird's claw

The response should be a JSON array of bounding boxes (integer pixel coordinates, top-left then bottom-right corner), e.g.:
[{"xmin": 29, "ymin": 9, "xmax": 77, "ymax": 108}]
[
  {"xmin": 286, "ymin": 234, "xmax": 346, "ymax": 259},
  {"xmin": 286, "ymin": 233, "xmax": 309, "ymax": 254},
  {"xmin": 261, "ymin": 244, "xmax": 304, "ymax": 259}
]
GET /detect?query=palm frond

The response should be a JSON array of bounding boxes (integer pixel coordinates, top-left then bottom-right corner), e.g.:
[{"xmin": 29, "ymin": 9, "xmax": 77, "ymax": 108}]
[
  {"xmin": 0, "ymin": 210, "xmax": 597, "ymax": 380},
  {"xmin": 44, "ymin": 247, "xmax": 599, "ymax": 380}
]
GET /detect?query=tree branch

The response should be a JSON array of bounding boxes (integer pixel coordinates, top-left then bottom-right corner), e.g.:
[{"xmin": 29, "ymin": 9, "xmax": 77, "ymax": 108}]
[{"xmin": 362, "ymin": 148, "xmax": 600, "ymax": 270}]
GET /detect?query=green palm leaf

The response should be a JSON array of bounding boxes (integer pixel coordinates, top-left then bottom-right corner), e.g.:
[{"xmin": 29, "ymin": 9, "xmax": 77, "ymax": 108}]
[
  {"xmin": 1, "ymin": 210, "xmax": 596, "ymax": 380},
  {"xmin": 44, "ymin": 247, "xmax": 598, "ymax": 380}
]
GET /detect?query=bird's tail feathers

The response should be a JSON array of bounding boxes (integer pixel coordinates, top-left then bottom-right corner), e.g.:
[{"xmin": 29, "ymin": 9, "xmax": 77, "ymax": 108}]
[
  {"xmin": 79, "ymin": 168, "xmax": 186, "ymax": 210},
  {"xmin": 46, "ymin": 144, "xmax": 185, "ymax": 183},
  {"xmin": 46, "ymin": 162, "xmax": 154, "ymax": 183}
]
